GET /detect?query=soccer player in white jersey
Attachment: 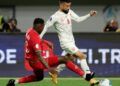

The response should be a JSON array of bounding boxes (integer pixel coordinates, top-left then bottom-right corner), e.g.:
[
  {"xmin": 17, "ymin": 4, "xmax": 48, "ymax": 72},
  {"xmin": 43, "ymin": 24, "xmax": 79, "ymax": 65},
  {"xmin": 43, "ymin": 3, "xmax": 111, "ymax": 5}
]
[{"xmin": 40, "ymin": 0, "xmax": 98, "ymax": 85}]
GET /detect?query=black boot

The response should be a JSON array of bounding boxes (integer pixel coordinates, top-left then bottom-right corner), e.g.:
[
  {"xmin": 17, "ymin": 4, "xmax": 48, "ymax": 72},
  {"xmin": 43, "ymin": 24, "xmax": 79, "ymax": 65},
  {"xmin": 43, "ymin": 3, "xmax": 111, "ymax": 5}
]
[
  {"xmin": 85, "ymin": 72, "xmax": 95, "ymax": 81},
  {"xmin": 6, "ymin": 79, "xmax": 15, "ymax": 86}
]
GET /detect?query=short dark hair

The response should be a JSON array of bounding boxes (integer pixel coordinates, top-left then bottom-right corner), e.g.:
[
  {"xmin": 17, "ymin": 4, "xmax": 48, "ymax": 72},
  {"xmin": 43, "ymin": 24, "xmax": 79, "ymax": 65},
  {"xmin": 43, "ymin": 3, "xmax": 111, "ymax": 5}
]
[
  {"xmin": 33, "ymin": 18, "xmax": 44, "ymax": 26},
  {"xmin": 8, "ymin": 18, "xmax": 17, "ymax": 25},
  {"xmin": 59, "ymin": 0, "xmax": 71, "ymax": 3}
]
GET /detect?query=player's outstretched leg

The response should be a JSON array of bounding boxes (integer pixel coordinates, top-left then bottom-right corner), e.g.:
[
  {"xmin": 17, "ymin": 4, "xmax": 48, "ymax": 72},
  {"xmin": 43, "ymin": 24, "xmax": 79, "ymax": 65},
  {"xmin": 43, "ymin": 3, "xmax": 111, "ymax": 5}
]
[
  {"xmin": 74, "ymin": 51, "xmax": 91, "ymax": 73},
  {"xmin": 66, "ymin": 61, "xmax": 99, "ymax": 86},
  {"xmin": 62, "ymin": 56, "xmax": 99, "ymax": 86},
  {"xmin": 74, "ymin": 51, "xmax": 99, "ymax": 85},
  {"xmin": 6, "ymin": 70, "xmax": 44, "ymax": 86}
]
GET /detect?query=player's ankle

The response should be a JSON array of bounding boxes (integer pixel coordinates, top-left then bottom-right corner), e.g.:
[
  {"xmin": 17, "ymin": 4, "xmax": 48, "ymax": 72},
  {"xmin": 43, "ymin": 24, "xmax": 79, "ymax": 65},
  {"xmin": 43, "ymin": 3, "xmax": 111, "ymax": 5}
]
[
  {"xmin": 85, "ymin": 72, "xmax": 95, "ymax": 81},
  {"xmin": 15, "ymin": 79, "xmax": 19, "ymax": 84}
]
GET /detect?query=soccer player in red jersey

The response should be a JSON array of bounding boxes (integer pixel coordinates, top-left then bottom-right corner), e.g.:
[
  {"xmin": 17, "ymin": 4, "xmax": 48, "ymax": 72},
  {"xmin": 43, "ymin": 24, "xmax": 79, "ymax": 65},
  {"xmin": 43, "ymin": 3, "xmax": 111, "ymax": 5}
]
[{"xmin": 7, "ymin": 18, "xmax": 90, "ymax": 86}]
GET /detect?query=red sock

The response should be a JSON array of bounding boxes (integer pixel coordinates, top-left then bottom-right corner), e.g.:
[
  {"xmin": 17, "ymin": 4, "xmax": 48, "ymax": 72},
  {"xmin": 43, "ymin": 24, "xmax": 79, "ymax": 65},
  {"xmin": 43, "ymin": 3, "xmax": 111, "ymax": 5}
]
[
  {"xmin": 66, "ymin": 61, "xmax": 84, "ymax": 76},
  {"xmin": 18, "ymin": 75, "xmax": 37, "ymax": 83}
]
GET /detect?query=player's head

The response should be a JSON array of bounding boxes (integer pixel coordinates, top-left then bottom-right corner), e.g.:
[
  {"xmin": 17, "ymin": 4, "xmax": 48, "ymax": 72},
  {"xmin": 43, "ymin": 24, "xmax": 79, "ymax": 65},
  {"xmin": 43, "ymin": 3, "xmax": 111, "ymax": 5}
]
[
  {"xmin": 59, "ymin": 0, "xmax": 71, "ymax": 14},
  {"xmin": 8, "ymin": 18, "xmax": 17, "ymax": 27},
  {"xmin": 33, "ymin": 18, "xmax": 44, "ymax": 34}
]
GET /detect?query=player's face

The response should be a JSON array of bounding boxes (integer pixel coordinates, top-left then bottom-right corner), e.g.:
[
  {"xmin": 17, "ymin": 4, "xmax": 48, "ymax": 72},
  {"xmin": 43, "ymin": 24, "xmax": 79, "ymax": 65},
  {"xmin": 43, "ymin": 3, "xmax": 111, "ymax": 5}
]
[
  {"xmin": 11, "ymin": 20, "xmax": 17, "ymax": 27},
  {"xmin": 60, "ymin": 2, "xmax": 71, "ymax": 14},
  {"xmin": 38, "ymin": 24, "xmax": 44, "ymax": 34}
]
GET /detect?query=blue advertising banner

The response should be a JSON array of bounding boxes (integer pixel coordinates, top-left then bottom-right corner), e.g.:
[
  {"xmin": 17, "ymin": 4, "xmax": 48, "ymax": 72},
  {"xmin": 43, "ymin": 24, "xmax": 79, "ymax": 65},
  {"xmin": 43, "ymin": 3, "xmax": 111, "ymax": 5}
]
[
  {"xmin": 0, "ymin": 33, "xmax": 28, "ymax": 77},
  {"xmin": 44, "ymin": 33, "xmax": 120, "ymax": 77},
  {"xmin": 0, "ymin": 33, "xmax": 120, "ymax": 77}
]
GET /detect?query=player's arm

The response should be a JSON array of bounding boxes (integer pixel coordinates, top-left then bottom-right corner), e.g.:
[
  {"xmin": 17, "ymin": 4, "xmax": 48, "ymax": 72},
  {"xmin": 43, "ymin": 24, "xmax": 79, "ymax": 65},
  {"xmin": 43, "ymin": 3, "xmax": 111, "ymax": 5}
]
[
  {"xmin": 35, "ymin": 50, "xmax": 49, "ymax": 69},
  {"xmin": 40, "ymin": 16, "xmax": 56, "ymax": 38},
  {"xmin": 70, "ymin": 10, "xmax": 97, "ymax": 23},
  {"xmin": 44, "ymin": 40, "xmax": 54, "ymax": 50},
  {"xmin": 33, "ymin": 42, "xmax": 50, "ymax": 69},
  {"xmin": 31, "ymin": 34, "xmax": 50, "ymax": 69}
]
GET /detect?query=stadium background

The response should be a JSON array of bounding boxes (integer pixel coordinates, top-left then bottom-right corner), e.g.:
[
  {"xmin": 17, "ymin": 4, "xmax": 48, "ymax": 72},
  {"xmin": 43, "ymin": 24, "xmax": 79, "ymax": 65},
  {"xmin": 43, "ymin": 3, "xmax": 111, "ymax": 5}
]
[{"xmin": 0, "ymin": 0, "xmax": 120, "ymax": 86}]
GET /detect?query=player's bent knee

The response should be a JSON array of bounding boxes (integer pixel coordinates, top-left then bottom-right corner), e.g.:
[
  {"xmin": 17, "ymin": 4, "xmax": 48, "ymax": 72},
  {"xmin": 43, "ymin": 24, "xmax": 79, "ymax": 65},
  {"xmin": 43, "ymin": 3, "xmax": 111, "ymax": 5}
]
[
  {"xmin": 34, "ymin": 70, "xmax": 44, "ymax": 81},
  {"xmin": 36, "ymin": 75, "xmax": 44, "ymax": 81},
  {"xmin": 75, "ymin": 52, "xmax": 86, "ymax": 60}
]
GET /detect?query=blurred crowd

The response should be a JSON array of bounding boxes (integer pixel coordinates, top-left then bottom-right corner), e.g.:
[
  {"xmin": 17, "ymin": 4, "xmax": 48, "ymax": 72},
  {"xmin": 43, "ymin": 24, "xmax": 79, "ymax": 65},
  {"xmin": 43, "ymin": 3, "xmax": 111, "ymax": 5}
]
[
  {"xmin": 104, "ymin": 19, "xmax": 120, "ymax": 32},
  {"xmin": 0, "ymin": 16, "xmax": 21, "ymax": 33},
  {"xmin": 0, "ymin": 15, "xmax": 120, "ymax": 33}
]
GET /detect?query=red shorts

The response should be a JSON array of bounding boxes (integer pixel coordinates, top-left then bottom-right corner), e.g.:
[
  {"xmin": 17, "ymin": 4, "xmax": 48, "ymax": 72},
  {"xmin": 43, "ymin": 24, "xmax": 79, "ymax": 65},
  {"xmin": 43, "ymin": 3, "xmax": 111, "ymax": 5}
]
[{"xmin": 25, "ymin": 55, "xmax": 59, "ymax": 71}]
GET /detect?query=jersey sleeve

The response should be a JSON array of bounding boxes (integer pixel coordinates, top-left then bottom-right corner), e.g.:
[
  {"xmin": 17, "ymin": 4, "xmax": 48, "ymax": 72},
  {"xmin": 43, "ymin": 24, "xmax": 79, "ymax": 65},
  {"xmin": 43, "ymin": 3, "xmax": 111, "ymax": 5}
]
[
  {"xmin": 70, "ymin": 9, "xmax": 91, "ymax": 23},
  {"xmin": 40, "ymin": 15, "xmax": 56, "ymax": 38},
  {"xmin": 43, "ymin": 40, "xmax": 54, "ymax": 50}
]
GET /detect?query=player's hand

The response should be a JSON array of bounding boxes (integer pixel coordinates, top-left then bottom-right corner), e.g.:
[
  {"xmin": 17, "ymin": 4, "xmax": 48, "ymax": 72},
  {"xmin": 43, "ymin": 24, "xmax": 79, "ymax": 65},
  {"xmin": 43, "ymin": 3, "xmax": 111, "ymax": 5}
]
[{"xmin": 89, "ymin": 10, "xmax": 97, "ymax": 16}]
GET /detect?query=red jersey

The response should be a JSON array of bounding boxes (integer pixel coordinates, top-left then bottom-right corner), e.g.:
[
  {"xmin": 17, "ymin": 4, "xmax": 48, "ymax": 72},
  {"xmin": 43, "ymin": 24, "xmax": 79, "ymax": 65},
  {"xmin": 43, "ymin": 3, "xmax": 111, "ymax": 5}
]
[
  {"xmin": 25, "ymin": 28, "xmax": 59, "ymax": 71},
  {"xmin": 25, "ymin": 28, "xmax": 55, "ymax": 61}
]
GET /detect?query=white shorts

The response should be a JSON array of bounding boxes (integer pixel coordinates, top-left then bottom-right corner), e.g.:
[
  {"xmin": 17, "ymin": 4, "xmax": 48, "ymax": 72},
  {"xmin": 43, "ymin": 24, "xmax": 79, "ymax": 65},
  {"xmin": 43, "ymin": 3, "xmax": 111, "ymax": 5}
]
[{"xmin": 61, "ymin": 43, "xmax": 79, "ymax": 54}]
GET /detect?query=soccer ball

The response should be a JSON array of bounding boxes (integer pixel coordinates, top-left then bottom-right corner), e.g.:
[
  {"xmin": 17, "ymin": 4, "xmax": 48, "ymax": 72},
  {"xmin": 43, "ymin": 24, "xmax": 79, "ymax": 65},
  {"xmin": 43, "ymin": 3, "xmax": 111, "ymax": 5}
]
[{"xmin": 99, "ymin": 79, "xmax": 112, "ymax": 86}]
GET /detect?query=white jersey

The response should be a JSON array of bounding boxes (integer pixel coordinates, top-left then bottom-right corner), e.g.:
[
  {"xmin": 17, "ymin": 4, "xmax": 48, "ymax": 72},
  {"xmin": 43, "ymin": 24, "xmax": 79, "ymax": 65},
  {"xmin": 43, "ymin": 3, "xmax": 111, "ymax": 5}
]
[{"xmin": 40, "ymin": 9, "xmax": 90, "ymax": 48}]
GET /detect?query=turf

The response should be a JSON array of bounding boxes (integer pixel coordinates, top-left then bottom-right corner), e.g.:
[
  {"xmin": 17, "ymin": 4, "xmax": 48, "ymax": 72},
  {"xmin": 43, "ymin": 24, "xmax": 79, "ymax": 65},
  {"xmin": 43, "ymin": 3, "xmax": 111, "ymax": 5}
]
[{"xmin": 1, "ymin": 78, "xmax": 120, "ymax": 86}]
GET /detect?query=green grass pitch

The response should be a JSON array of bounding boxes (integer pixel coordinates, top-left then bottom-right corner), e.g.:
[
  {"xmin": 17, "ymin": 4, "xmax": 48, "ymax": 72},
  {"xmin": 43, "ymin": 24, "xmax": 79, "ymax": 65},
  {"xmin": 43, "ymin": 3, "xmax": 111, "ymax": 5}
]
[{"xmin": 0, "ymin": 78, "xmax": 120, "ymax": 86}]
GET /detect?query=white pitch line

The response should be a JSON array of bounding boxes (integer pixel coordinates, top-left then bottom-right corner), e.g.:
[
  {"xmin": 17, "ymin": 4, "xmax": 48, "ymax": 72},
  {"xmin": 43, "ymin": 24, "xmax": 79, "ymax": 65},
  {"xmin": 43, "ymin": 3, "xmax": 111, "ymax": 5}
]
[{"xmin": 1, "ymin": 77, "xmax": 120, "ymax": 80}]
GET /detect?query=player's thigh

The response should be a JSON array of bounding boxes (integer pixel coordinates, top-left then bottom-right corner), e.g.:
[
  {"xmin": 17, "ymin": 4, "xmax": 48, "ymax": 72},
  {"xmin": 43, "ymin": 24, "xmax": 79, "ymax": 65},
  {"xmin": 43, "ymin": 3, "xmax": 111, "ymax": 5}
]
[
  {"xmin": 29, "ymin": 60, "xmax": 44, "ymax": 70},
  {"xmin": 33, "ymin": 69, "xmax": 44, "ymax": 76},
  {"xmin": 63, "ymin": 45, "xmax": 86, "ymax": 59},
  {"xmin": 47, "ymin": 55, "xmax": 59, "ymax": 67},
  {"xmin": 63, "ymin": 44, "xmax": 79, "ymax": 55}
]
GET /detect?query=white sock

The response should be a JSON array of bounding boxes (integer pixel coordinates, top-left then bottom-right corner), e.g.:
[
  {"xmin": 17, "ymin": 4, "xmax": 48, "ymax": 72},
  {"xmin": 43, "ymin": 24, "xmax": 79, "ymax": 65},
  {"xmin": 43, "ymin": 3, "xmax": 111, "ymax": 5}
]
[
  {"xmin": 80, "ymin": 59, "xmax": 91, "ymax": 74},
  {"xmin": 56, "ymin": 64, "xmax": 66, "ymax": 73},
  {"xmin": 82, "ymin": 72, "xmax": 87, "ymax": 78},
  {"xmin": 15, "ymin": 80, "xmax": 19, "ymax": 84}
]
